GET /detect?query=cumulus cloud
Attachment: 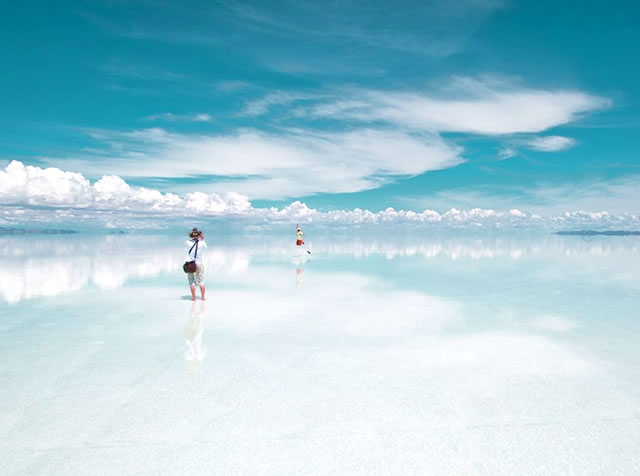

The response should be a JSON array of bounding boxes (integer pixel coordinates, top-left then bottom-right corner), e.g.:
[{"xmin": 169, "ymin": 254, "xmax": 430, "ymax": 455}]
[
  {"xmin": 2, "ymin": 161, "xmax": 639, "ymax": 230},
  {"xmin": 0, "ymin": 161, "xmax": 247, "ymax": 214},
  {"xmin": 0, "ymin": 160, "xmax": 94, "ymax": 207}
]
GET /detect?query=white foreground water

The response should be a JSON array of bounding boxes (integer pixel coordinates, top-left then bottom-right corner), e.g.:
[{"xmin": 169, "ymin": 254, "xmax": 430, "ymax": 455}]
[{"xmin": 1, "ymin": 232, "xmax": 639, "ymax": 475}]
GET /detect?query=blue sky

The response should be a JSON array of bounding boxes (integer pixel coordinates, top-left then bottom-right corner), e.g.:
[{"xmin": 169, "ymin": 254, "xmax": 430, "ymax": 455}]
[{"xmin": 0, "ymin": 0, "xmax": 639, "ymax": 224}]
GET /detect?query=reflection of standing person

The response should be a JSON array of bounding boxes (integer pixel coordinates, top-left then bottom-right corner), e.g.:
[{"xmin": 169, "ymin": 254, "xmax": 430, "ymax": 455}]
[
  {"xmin": 184, "ymin": 300, "xmax": 206, "ymax": 369},
  {"xmin": 185, "ymin": 228, "xmax": 207, "ymax": 301}
]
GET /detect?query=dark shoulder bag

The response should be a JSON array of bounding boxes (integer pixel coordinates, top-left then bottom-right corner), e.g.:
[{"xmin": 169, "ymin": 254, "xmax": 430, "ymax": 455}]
[{"xmin": 183, "ymin": 240, "xmax": 199, "ymax": 273}]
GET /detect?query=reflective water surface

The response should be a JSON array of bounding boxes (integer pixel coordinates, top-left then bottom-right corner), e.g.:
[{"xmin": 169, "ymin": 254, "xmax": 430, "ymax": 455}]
[{"xmin": 1, "ymin": 233, "xmax": 639, "ymax": 475}]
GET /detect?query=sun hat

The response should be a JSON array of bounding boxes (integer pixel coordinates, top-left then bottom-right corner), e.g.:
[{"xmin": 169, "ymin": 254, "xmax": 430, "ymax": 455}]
[{"xmin": 189, "ymin": 228, "xmax": 202, "ymax": 238}]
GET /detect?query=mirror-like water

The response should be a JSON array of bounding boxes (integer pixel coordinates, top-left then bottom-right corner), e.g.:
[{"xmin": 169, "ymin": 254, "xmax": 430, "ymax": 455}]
[{"xmin": 1, "ymin": 233, "xmax": 639, "ymax": 474}]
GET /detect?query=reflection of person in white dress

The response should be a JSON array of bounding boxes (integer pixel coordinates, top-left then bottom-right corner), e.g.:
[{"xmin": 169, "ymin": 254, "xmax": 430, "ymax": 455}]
[
  {"xmin": 184, "ymin": 300, "xmax": 206, "ymax": 370},
  {"xmin": 296, "ymin": 267, "xmax": 304, "ymax": 288}
]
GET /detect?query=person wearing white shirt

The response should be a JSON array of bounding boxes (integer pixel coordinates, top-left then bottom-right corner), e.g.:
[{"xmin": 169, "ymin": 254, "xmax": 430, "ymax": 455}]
[{"xmin": 185, "ymin": 228, "xmax": 207, "ymax": 301}]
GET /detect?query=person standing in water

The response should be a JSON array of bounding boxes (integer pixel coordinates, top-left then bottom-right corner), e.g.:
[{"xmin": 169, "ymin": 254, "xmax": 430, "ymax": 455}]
[
  {"xmin": 185, "ymin": 228, "xmax": 207, "ymax": 301},
  {"xmin": 296, "ymin": 224, "xmax": 304, "ymax": 246},
  {"xmin": 296, "ymin": 224, "xmax": 311, "ymax": 254}
]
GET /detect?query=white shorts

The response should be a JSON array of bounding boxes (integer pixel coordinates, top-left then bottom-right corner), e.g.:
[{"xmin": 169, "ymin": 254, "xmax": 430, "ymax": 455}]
[{"xmin": 187, "ymin": 264, "xmax": 205, "ymax": 286}]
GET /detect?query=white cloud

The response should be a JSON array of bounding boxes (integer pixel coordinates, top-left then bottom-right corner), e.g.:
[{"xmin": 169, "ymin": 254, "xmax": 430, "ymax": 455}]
[
  {"xmin": 362, "ymin": 90, "xmax": 604, "ymax": 135},
  {"xmin": 41, "ymin": 127, "xmax": 465, "ymax": 199},
  {"xmin": 523, "ymin": 135, "xmax": 577, "ymax": 152},
  {"xmin": 251, "ymin": 77, "xmax": 610, "ymax": 135},
  {"xmin": 3, "ymin": 161, "xmax": 638, "ymax": 229},
  {"xmin": 86, "ymin": 0, "xmax": 506, "ymax": 68},
  {"xmin": 29, "ymin": 76, "xmax": 609, "ymax": 201},
  {"xmin": 496, "ymin": 135, "xmax": 577, "ymax": 159},
  {"xmin": 240, "ymin": 91, "xmax": 318, "ymax": 116},
  {"xmin": 401, "ymin": 174, "xmax": 640, "ymax": 217},
  {"xmin": 216, "ymin": 80, "xmax": 253, "ymax": 91},
  {"xmin": 145, "ymin": 112, "xmax": 212, "ymax": 123},
  {"xmin": 0, "ymin": 161, "xmax": 245, "ymax": 213},
  {"xmin": 498, "ymin": 147, "xmax": 517, "ymax": 160},
  {"xmin": 0, "ymin": 160, "xmax": 94, "ymax": 207}
]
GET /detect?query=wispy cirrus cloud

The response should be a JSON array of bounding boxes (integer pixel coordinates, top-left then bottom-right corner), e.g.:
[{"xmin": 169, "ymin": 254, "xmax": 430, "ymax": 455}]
[
  {"xmin": 34, "ymin": 76, "xmax": 609, "ymax": 200},
  {"xmin": 497, "ymin": 147, "xmax": 518, "ymax": 160},
  {"xmin": 522, "ymin": 135, "xmax": 577, "ymax": 152},
  {"xmin": 239, "ymin": 91, "xmax": 319, "ymax": 117},
  {"xmin": 246, "ymin": 77, "xmax": 610, "ymax": 135},
  {"xmin": 495, "ymin": 135, "xmax": 577, "ymax": 160},
  {"xmin": 216, "ymin": 80, "xmax": 254, "ymax": 92},
  {"xmin": 223, "ymin": 0, "xmax": 510, "ymax": 71},
  {"xmin": 79, "ymin": 0, "xmax": 506, "ymax": 63},
  {"xmin": 40, "ymin": 127, "xmax": 464, "ymax": 199},
  {"xmin": 144, "ymin": 112, "xmax": 212, "ymax": 123},
  {"xmin": 100, "ymin": 59, "xmax": 187, "ymax": 81},
  {"xmin": 399, "ymin": 174, "xmax": 640, "ymax": 215}
]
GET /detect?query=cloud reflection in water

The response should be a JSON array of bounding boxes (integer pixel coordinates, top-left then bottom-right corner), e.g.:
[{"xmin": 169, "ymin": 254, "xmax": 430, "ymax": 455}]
[{"xmin": 0, "ymin": 233, "xmax": 638, "ymax": 303}]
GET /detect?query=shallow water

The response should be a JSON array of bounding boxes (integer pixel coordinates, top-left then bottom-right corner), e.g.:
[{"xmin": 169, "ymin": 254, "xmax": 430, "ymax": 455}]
[{"xmin": 1, "ymin": 233, "xmax": 640, "ymax": 475}]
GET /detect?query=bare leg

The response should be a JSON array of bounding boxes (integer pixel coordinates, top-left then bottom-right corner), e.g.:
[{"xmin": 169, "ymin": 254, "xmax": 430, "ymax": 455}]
[
  {"xmin": 190, "ymin": 283, "xmax": 196, "ymax": 301},
  {"xmin": 200, "ymin": 285, "xmax": 206, "ymax": 300}
]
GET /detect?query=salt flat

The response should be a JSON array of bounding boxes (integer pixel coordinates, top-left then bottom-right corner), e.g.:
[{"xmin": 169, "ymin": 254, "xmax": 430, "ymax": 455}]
[{"xmin": 1, "ymin": 233, "xmax": 639, "ymax": 475}]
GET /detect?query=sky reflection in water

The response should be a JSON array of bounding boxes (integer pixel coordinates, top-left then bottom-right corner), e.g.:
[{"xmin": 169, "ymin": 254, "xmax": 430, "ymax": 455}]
[{"xmin": 1, "ymin": 233, "xmax": 639, "ymax": 474}]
